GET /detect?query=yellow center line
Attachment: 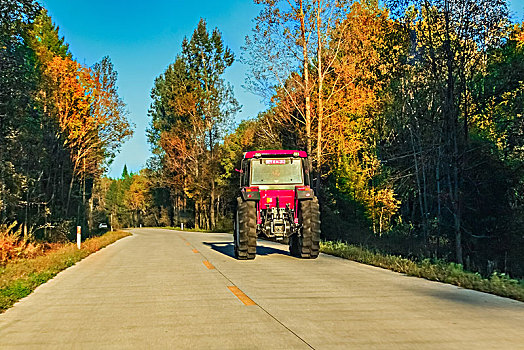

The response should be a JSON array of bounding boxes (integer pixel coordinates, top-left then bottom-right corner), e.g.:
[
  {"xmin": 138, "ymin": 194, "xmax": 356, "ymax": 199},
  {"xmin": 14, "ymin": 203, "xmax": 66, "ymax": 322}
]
[
  {"xmin": 228, "ymin": 286, "xmax": 256, "ymax": 306},
  {"xmin": 192, "ymin": 248, "xmax": 199, "ymax": 253},
  {"xmin": 203, "ymin": 260, "xmax": 215, "ymax": 269}
]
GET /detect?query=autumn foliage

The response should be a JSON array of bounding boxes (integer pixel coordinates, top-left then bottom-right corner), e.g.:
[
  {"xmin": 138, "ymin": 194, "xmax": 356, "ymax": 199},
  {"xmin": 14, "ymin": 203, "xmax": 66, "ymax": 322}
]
[
  {"xmin": 236, "ymin": 0, "xmax": 524, "ymax": 278},
  {"xmin": 3, "ymin": 1, "xmax": 523, "ymax": 281},
  {"xmin": 0, "ymin": 3, "xmax": 133, "ymax": 252},
  {"xmin": 0, "ymin": 223, "xmax": 41, "ymax": 265}
]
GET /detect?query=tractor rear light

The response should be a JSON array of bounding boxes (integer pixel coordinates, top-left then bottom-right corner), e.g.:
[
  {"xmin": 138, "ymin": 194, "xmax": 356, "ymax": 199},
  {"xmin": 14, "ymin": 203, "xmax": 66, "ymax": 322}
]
[
  {"xmin": 295, "ymin": 186, "xmax": 314, "ymax": 199},
  {"xmin": 242, "ymin": 186, "xmax": 260, "ymax": 201}
]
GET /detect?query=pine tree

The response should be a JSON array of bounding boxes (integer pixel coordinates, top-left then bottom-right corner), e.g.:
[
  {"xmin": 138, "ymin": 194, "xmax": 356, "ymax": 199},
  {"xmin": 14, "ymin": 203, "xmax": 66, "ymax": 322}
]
[
  {"xmin": 0, "ymin": 0, "xmax": 42, "ymax": 226},
  {"xmin": 148, "ymin": 18, "xmax": 239, "ymax": 230},
  {"xmin": 27, "ymin": 8, "xmax": 71, "ymax": 62}
]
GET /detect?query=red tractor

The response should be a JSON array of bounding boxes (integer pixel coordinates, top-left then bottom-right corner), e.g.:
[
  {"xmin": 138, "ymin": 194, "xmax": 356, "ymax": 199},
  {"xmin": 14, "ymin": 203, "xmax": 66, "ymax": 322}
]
[{"xmin": 234, "ymin": 150, "xmax": 320, "ymax": 259}]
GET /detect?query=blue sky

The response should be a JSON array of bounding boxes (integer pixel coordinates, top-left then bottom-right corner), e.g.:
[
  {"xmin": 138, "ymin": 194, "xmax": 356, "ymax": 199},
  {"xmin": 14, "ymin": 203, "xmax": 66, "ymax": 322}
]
[
  {"xmin": 41, "ymin": 0, "xmax": 266, "ymax": 178},
  {"xmin": 41, "ymin": 0, "xmax": 524, "ymax": 178},
  {"xmin": 510, "ymin": 0, "xmax": 524, "ymax": 18}
]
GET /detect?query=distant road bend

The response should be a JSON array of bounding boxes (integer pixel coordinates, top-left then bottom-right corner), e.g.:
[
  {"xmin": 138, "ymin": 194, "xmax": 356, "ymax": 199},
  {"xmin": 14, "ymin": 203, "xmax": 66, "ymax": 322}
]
[{"xmin": 1, "ymin": 228, "xmax": 523, "ymax": 349}]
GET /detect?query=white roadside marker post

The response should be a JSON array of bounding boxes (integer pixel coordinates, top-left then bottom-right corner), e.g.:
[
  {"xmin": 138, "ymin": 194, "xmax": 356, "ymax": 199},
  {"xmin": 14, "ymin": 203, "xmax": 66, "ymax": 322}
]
[
  {"xmin": 181, "ymin": 223, "xmax": 184, "ymax": 230},
  {"xmin": 77, "ymin": 226, "xmax": 81, "ymax": 249}
]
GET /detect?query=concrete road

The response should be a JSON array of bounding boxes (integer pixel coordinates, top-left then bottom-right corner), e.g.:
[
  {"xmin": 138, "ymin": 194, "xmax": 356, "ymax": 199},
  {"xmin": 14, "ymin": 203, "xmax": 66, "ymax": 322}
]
[{"xmin": 1, "ymin": 228, "xmax": 523, "ymax": 349}]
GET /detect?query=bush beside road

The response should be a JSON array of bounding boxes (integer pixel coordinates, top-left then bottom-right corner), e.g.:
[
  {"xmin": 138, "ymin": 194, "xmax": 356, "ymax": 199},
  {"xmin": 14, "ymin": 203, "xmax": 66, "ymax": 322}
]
[{"xmin": 321, "ymin": 241, "xmax": 524, "ymax": 302}]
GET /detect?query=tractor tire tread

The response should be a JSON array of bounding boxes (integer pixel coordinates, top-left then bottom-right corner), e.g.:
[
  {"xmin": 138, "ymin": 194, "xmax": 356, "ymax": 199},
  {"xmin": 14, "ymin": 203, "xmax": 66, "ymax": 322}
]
[
  {"xmin": 235, "ymin": 198, "xmax": 257, "ymax": 260},
  {"xmin": 290, "ymin": 197, "xmax": 320, "ymax": 259}
]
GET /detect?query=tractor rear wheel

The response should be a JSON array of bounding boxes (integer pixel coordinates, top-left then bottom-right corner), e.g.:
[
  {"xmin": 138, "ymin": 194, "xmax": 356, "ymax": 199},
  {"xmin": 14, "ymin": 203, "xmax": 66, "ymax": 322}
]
[
  {"xmin": 234, "ymin": 198, "xmax": 257, "ymax": 260},
  {"xmin": 290, "ymin": 197, "xmax": 320, "ymax": 259}
]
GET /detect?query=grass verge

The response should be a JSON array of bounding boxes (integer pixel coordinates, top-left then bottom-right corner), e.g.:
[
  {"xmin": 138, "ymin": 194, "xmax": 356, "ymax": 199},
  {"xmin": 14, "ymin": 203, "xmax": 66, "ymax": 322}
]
[
  {"xmin": 321, "ymin": 241, "xmax": 524, "ymax": 302},
  {"xmin": 0, "ymin": 230, "xmax": 130, "ymax": 313}
]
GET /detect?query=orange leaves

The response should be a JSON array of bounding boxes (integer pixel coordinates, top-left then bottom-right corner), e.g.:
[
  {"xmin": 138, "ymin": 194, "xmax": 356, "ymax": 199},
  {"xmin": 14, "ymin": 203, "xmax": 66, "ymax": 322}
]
[
  {"xmin": 45, "ymin": 56, "xmax": 89, "ymax": 132},
  {"xmin": 158, "ymin": 125, "xmax": 202, "ymax": 197},
  {"xmin": 44, "ymin": 56, "xmax": 93, "ymax": 148},
  {"xmin": 160, "ymin": 130, "xmax": 194, "ymax": 171},
  {"xmin": 320, "ymin": 2, "xmax": 392, "ymax": 152},
  {"xmin": 0, "ymin": 223, "xmax": 42, "ymax": 265},
  {"xmin": 43, "ymin": 56, "xmax": 98, "ymax": 178},
  {"xmin": 41, "ymin": 55, "xmax": 132, "ymax": 180},
  {"xmin": 316, "ymin": 2, "xmax": 403, "ymax": 235}
]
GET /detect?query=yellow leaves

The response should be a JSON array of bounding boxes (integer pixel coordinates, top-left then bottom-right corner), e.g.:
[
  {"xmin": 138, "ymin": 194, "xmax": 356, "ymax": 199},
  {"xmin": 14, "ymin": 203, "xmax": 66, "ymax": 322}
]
[
  {"xmin": 367, "ymin": 187, "xmax": 400, "ymax": 235},
  {"xmin": 44, "ymin": 56, "xmax": 91, "ymax": 140},
  {"xmin": 513, "ymin": 22, "xmax": 524, "ymax": 49},
  {"xmin": 317, "ymin": 1, "xmax": 404, "ymax": 235},
  {"xmin": 41, "ymin": 55, "xmax": 131, "ymax": 180},
  {"xmin": 124, "ymin": 175, "xmax": 150, "ymax": 212},
  {"xmin": 337, "ymin": 151, "xmax": 400, "ymax": 235}
]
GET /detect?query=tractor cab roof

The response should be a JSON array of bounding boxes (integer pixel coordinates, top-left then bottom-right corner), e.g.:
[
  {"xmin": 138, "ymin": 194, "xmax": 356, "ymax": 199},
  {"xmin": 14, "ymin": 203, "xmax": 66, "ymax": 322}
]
[{"xmin": 244, "ymin": 150, "xmax": 307, "ymax": 159}]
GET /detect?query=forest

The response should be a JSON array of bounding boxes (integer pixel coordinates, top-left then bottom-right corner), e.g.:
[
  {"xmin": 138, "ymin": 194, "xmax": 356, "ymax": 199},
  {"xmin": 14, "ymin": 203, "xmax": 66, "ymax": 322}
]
[
  {"xmin": 0, "ymin": 1, "xmax": 133, "ymax": 248},
  {"xmin": 1, "ymin": 0, "xmax": 523, "ymax": 279}
]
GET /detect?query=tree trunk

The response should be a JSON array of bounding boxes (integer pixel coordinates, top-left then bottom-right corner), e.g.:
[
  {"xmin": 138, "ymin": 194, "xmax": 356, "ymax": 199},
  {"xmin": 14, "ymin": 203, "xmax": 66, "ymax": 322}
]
[
  {"xmin": 452, "ymin": 132, "xmax": 463, "ymax": 265},
  {"xmin": 299, "ymin": 0, "xmax": 312, "ymax": 156},
  {"xmin": 82, "ymin": 158, "xmax": 86, "ymax": 206},
  {"xmin": 88, "ymin": 195, "xmax": 94, "ymax": 232},
  {"xmin": 216, "ymin": 195, "xmax": 220, "ymax": 228},
  {"xmin": 67, "ymin": 174, "xmax": 75, "ymax": 217},
  {"xmin": 315, "ymin": 1, "xmax": 323, "ymax": 195},
  {"xmin": 194, "ymin": 200, "xmax": 200, "ymax": 230},
  {"xmin": 443, "ymin": 0, "xmax": 462, "ymax": 265},
  {"xmin": 174, "ymin": 195, "xmax": 180, "ymax": 227},
  {"xmin": 210, "ymin": 180, "xmax": 215, "ymax": 230},
  {"xmin": 409, "ymin": 127, "xmax": 428, "ymax": 245},
  {"xmin": 436, "ymin": 145, "xmax": 442, "ymax": 259}
]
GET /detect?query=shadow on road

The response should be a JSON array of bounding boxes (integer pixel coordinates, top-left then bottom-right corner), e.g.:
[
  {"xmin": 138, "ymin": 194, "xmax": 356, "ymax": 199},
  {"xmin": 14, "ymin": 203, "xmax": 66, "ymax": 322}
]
[
  {"xmin": 203, "ymin": 241, "xmax": 291, "ymax": 259},
  {"xmin": 420, "ymin": 287, "xmax": 521, "ymax": 309}
]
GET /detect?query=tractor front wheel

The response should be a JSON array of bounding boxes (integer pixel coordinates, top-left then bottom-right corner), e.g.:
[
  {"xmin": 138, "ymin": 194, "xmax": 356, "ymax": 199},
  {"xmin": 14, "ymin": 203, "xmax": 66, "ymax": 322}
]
[
  {"xmin": 234, "ymin": 198, "xmax": 257, "ymax": 260},
  {"xmin": 290, "ymin": 197, "xmax": 320, "ymax": 259}
]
